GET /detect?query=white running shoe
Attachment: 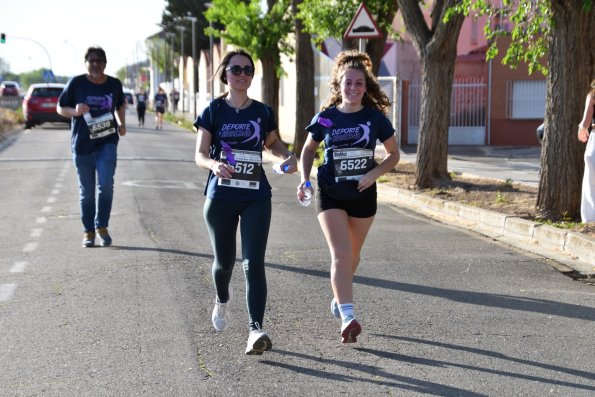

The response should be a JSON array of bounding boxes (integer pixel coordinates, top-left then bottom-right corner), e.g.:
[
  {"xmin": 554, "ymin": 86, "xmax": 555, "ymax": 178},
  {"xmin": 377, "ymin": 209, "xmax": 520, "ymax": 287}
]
[
  {"xmin": 245, "ymin": 329, "xmax": 273, "ymax": 355},
  {"xmin": 341, "ymin": 318, "xmax": 362, "ymax": 343},
  {"xmin": 211, "ymin": 287, "xmax": 232, "ymax": 332},
  {"xmin": 212, "ymin": 302, "xmax": 230, "ymax": 331}
]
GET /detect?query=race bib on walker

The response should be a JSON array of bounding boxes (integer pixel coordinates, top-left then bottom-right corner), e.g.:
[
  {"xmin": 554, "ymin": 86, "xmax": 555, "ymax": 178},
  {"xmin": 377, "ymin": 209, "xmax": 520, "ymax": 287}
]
[
  {"xmin": 218, "ymin": 149, "xmax": 262, "ymax": 190},
  {"xmin": 333, "ymin": 148, "xmax": 374, "ymax": 182},
  {"xmin": 84, "ymin": 112, "xmax": 117, "ymax": 139}
]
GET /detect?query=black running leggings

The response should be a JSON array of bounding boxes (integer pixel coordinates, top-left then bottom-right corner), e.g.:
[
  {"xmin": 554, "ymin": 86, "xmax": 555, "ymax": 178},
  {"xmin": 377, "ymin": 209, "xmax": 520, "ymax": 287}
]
[
  {"xmin": 203, "ymin": 198, "xmax": 271, "ymax": 331},
  {"xmin": 137, "ymin": 105, "xmax": 146, "ymax": 125}
]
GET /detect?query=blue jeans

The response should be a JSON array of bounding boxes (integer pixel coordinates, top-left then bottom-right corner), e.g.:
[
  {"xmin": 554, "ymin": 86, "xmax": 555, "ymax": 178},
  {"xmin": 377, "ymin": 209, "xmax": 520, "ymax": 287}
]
[{"xmin": 72, "ymin": 143, "xmax": 117, "ymax": 232}]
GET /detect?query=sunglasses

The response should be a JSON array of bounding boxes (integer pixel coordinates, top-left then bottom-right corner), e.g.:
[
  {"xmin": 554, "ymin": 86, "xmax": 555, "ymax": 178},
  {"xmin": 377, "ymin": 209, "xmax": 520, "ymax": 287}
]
[
  {"xmin": 225, "ymin": 65, "xmax": 255, "ymax": 76},
  {"xmin": 86, "ymin": 58, "xmax": 106, "ymax": 64}
]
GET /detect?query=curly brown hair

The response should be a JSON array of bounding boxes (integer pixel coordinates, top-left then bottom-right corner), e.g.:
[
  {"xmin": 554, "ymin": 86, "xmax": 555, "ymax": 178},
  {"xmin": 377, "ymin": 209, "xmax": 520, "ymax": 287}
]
[{"xmin": 321, "ymin": 50, "xmax": 392, "ymax": 115}]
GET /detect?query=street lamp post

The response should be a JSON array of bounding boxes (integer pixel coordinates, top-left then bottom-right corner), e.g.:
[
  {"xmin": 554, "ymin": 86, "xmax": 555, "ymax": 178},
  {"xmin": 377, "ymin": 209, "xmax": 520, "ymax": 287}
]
[
  {"xmin": 165, "ymin": 32, "xmax": 175, "ymax": 113},
  {"xmin": 10, "ymin": 35, "xmax": 53, "ymax": 80},
  {"xmin": 205, "ymin": 3, "xmax": 214, "ymax": 100},
  {"xmin": 64, "ymin": 39, "xmax": 77, "ymax": 73},
  {"xmin": 176, "ymin": 25, "xmax": 186, "ymax": 113},
  {"xmin": 209, "ymin": 19, "xmax": 214, "ymax": 100},
  {"xmin": 184, "ymin": 15, "xmax": 197, "ymax": 121}
]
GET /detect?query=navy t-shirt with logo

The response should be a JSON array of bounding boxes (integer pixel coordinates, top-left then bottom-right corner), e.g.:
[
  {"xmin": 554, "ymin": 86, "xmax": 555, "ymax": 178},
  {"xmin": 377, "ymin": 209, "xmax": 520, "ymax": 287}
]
[
  {"xmin": 194, "ymin": 98, "xmax": 277, "ymax": 201},
  {"xmin": 306, "ymin": 106, "xmax": 395, "ymax": 187},
  {"xmin": 58, "ymin": 74, "xmax": 124, "ymax": 155}
]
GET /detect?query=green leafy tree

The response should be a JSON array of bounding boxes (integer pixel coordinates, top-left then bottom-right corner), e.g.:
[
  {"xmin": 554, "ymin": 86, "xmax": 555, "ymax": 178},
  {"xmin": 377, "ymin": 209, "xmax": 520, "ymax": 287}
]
[
  {"xmin": 394, "ymin": 0, "xmax": 465, "ymax": 188},
  {"xmin": 297, "ymin": 0, "xmax": 399, "ymax": 76},
  {"xmin": 450, "ymin": 0, "xmax": 594, "ymax": 221},
  {"xmin": 19, "ymin": 69, "xmax": 67, "ymax": 87},
  {"xmin": 299, "ymin": 1, "xmax": 466, "ymax": 188},
  {"xmin": 291, "ymin": 0, "xmax": 315, "ymax": 155},
  {"xmin": 205, "ymin": 0, "xmax": 294, "ymax": 137}
]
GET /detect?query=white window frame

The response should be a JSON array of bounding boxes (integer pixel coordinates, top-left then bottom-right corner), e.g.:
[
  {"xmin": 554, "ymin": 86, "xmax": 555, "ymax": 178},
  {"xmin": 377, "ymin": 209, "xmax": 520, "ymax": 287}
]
[{"xmin": 507, "ymin": 80, "xmax": 546, "ymax": 119}]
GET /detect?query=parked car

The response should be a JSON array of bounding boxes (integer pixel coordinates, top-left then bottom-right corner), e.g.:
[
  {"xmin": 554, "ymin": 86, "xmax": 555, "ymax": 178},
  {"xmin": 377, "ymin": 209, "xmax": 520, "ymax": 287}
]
[
  {"xmin": 0, "ymin": 81, "xmax": 20, "ymax": 96},
  {"xmin": 536, "ymin": 123, "xmax": 544, "ymax": 145},
  {"xmin": 22, "ymin": 83, "xmax": 69, "ymax": 129}
]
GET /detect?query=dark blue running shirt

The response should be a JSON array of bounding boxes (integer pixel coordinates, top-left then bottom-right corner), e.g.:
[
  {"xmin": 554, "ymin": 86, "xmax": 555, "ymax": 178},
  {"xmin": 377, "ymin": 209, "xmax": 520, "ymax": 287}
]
[
  {"xmin": 306, "ymin": 106, "xmax": 395, "ymax": 187},
  {"xmin": 194, "ymin": 98, "xmax": 277, "ymax": 201},
  {"xmin": 58, "ymin": 74, "xmax": 124, "ymax": 155}
]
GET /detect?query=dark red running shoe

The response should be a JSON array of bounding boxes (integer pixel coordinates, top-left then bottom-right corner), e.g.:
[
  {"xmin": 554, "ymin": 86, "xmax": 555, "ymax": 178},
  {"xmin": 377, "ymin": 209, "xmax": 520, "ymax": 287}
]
[{"xmin": 341, "ymin": 319, "xmax": 362, "ymax": 343}]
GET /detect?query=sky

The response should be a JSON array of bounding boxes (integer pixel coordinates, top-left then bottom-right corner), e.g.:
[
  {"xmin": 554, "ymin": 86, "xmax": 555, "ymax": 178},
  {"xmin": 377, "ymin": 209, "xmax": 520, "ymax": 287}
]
[{"xmin": 0, "ymin": 0, "xmax": 167, "ymax": 78}]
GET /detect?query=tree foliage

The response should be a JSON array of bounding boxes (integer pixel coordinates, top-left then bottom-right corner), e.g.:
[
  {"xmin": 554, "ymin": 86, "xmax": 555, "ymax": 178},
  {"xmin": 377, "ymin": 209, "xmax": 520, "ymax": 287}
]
[
  {"xmin": 297, "ymin": 0, "xmax": 399, "ymax": 75},
  {"xmin": 446, "ymin": 0, "xmax": 551, "ymax": 75},
  {"xmin": 205, "ymin": 0, "xmax": 294, "ymax": 77},
  {"xmin": 297, "ymin": 0, "xmax": 398, "ymax": 46},
  {"xmin": 204, "ymin": 0, "xmax": 294, "ymax": 140}
]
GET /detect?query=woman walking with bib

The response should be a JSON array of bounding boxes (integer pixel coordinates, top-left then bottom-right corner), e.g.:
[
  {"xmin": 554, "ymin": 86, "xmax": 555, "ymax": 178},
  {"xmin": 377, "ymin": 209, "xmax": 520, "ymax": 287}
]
[
  {"xmin": 298, "ymin": 50, "xmax": 399, "ymax": 343},
  {"xmin": 194, "ymin": 49, "xmax": 297, "ymax": 355}
]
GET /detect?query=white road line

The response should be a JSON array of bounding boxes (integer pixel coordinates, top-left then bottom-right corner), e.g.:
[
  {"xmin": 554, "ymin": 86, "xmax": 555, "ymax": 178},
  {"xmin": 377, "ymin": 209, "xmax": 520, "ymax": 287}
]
[
  {"xmin": 54, "ymin": 183, "xmax": 63, "ymax": 189},
  {"xmin": 51, "ymin": 189, "xmax": 59, "ymax": 195},
  {"xmin": 0, "ymin": 284, "xmax": 17, "ymax": 302},
  {"xmin": 30, "ymin": 228, "xmax": 43, "ymax": 237},
  {"xmin": 10, "ymin": 261, "xmax": 27, "ymax": 273},
  {"xmin": 36, "ymin": 217, "xmax": 47, "ymax": 224},
  {"xmin": 46, "ymin": 197, "xmax": 56, "ymax": 203},
  {"xmin": 41, "ymin": 206, "xmax": 52, "ymax": 213},
  {"xmin": 22, "ymin": 242, "xmax": 38, "ymax": 253}
]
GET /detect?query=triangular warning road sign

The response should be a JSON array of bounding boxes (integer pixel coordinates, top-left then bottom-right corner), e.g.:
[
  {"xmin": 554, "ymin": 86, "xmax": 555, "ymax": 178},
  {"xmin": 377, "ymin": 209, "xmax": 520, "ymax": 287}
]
[{"xmin": 344, "ymin": 3, "xmax": 383, "ymax": 40}]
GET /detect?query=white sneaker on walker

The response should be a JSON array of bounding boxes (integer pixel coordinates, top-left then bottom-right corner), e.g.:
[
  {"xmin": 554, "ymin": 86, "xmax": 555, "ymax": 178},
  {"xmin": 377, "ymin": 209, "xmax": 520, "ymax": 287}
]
[
  {"xmin": 245, "ymin": 329, "xmax": 272, "ymax": 355},
  {"xmin": 211, "ymin": 287, "xmax": 232, "ymax": 332}
]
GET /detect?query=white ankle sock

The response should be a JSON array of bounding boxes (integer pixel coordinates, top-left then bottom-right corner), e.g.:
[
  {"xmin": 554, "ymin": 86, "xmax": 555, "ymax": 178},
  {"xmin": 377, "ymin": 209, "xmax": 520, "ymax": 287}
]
[{"xmin": 338, "ymin": 303, "xmax": 354, "ymax": 323}]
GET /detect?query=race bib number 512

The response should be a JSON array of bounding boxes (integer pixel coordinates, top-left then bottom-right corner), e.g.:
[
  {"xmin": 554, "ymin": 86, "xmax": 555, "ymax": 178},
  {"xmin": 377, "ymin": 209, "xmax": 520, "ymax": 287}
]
[{"xmin": 218, "ymin": 149, "xmax": 262, "ymax": 189}]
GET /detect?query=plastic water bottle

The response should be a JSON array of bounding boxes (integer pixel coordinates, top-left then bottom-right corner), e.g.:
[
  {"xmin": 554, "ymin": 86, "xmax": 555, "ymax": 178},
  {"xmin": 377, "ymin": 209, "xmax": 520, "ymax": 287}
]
[
  {"xmin": 272, "ymin": 163, "xmax": 290, "ymax": 174},
  {"xmin": 300, "ymin": 181, "xmax": 314, "ymax": 207}
]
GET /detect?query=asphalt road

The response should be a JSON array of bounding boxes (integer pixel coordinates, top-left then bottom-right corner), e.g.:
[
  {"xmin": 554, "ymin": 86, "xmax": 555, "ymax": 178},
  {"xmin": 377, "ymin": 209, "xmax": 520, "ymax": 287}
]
[{"xmin": 1, "ymin": 113, "xmax": 594, "ymax": 396}]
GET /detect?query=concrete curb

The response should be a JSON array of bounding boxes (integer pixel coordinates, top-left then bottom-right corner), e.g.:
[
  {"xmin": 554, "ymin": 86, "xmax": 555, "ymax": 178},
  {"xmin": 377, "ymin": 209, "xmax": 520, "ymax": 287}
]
[
  {"xmin": 377, "ymin": 183, "xmax": 595, "ymax": 275},
  {"xmin": 0, "ymin": 128, "xmax": 22, "ymax": 151}
]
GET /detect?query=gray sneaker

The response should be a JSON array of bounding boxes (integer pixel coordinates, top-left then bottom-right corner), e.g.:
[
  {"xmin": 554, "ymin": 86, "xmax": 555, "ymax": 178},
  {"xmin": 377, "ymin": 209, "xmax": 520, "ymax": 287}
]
[{"xmin": 245, "ymin": 329, "xmax": 272, "ymax": 355}]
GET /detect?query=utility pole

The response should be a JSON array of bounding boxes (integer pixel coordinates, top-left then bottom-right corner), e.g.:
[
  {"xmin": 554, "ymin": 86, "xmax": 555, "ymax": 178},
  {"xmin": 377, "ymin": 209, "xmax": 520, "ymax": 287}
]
[
  {"xmin": 165, "ymin": 32, "xmax": 175, "ymax": 113},
  {"xmin": 176, "ymin": 25, "xmax": 186, "ymax": 113},
  {"xmin": 205, "ymin": 3, "xmax": 215, "ymax": 100},
  {"xmin": 184, "ymin": 15, "xmax": 198, "ymax": 121}
]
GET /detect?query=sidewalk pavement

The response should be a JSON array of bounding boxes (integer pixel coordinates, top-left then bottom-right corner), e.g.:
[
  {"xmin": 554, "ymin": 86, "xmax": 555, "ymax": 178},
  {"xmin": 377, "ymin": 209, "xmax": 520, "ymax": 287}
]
[
  {"xmin": 169, "ymin": 111, "xmax": 594, "ymax": 275},
  {"xmin": 378, "ymin": 145, "xmax": 594, "ymax": 276}
]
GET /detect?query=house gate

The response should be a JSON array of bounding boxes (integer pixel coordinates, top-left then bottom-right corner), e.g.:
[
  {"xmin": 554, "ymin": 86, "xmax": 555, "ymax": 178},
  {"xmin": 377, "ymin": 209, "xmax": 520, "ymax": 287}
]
[{"xmin": 407, "ymin": 78, "xmax": 486, "ymax": 145}]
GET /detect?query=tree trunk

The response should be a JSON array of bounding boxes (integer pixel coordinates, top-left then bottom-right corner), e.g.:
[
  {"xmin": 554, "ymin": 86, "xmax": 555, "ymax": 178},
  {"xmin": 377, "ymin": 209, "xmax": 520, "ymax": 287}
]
[
  {"xmin": 292, "ymin": 0, "xmax": 314, "ymax": 155},
  {"xmin": 537, "ymin": 3, "xmax": 594, "ymax": 221},
  {"xmin": 398, "ymin": 0, "xmax": 465, "ymax": 187},
  {"xmin": 259, "ymin": 54, "xmax": 282, "ymax": 140}
]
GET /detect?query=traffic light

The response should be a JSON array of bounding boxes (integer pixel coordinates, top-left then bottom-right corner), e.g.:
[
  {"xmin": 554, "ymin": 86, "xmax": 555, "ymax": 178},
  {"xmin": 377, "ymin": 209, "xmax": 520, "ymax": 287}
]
[{"xmin": 0, "ymin": 33, "xmax": 5, "ymax": 43}]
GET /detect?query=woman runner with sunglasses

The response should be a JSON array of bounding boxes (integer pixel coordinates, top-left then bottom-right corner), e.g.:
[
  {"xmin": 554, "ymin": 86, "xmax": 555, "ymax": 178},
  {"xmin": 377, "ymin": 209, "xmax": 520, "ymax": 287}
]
[{"xmin": 194, "ymin": 49, "xmax": 297, "ymax": 355}]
